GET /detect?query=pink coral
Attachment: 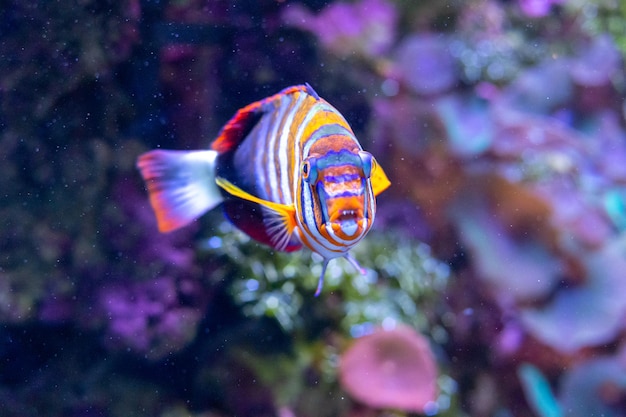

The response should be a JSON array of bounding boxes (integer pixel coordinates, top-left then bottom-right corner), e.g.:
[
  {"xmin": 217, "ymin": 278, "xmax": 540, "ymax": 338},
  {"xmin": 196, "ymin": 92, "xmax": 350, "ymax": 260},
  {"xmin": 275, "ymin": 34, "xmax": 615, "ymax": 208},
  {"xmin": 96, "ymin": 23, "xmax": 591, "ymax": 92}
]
[{"xmin": 339, "ymin": 326, "xmax": 438, "ymax": 412}]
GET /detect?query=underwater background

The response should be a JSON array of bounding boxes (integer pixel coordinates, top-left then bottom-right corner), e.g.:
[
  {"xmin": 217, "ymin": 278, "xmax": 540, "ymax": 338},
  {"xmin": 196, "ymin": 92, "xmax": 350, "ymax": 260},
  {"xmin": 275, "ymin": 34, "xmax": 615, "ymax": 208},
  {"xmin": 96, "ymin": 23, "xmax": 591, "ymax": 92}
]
[{"xmin": 2, "ymin": 0, "xmax": 626, "ymax": 416}]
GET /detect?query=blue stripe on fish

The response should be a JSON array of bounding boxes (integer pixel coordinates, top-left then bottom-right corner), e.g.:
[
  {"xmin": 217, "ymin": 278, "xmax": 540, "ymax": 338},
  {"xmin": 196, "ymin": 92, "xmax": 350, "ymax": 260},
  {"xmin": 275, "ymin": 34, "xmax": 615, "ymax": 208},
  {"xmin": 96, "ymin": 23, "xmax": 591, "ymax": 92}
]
[{"xmin": 324, "ymin": 173, "xmax": 362, "ymax": 183}]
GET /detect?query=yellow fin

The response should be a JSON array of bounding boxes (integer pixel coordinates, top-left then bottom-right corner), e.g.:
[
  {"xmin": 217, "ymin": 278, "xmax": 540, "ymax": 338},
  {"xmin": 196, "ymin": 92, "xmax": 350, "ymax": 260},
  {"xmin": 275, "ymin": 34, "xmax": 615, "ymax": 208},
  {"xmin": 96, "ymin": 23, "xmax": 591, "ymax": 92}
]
[
  {"xmin": 215, "ymin": 177, "xmax": 298, "ymax": 249},
  {"xmin": 371, "ymin": 157, "xmax": 391, "ymax": 196}
]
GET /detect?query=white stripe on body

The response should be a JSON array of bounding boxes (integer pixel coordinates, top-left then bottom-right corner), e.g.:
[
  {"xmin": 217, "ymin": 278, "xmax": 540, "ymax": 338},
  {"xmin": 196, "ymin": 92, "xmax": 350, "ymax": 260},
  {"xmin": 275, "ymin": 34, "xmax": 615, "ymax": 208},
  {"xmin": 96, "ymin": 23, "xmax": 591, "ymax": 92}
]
[
  {"xmin": 253, "ymin": 110, "xmax": 274, "ymax": 200},
  {"xmin": 275, "ymin": 93, "xmax": 307, "ymax": 205},
  {"xmin": 264, "ymin": 97, "xmax": 292, "ymax": 203}
]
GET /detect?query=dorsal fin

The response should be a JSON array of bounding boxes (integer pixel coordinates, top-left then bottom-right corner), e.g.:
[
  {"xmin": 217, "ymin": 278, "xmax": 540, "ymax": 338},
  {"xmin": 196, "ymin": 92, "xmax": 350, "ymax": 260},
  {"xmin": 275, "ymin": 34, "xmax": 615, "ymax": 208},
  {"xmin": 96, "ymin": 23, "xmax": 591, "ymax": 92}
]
[
  {"xmin": 305, "ymin": 83, "xmax": 320, "ymax": 100},
  {"xmin": 211, "ymin": 85, "xmax": 311, "ymax": 154},
  {"xmin": 210, "ymin": 101, "xmax": 266, "ymax": 154}
]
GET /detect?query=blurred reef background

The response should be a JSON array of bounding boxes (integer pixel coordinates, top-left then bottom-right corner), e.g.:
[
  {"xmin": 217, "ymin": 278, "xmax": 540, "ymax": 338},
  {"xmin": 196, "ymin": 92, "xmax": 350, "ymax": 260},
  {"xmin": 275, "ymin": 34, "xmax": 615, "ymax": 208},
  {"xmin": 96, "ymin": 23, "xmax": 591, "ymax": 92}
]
[{"xmin": 2, "ymin": 0, "xmax": 626, "ymax": 416}]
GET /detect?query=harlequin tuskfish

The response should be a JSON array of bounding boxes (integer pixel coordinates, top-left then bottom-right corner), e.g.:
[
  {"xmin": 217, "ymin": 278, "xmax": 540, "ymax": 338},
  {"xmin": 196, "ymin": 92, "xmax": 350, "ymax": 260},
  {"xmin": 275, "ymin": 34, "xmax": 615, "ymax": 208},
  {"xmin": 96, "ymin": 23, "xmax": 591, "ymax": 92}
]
[{"xmin": 137, "ymin": 84, "xmax": 390, "ymax": 295}]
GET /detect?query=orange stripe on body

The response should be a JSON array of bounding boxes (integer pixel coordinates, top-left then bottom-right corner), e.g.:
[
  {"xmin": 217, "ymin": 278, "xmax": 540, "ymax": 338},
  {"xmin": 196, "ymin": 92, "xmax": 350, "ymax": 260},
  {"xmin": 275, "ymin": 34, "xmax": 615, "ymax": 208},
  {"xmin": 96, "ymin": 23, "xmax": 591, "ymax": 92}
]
[
  {"xmin": 300, "ymin": 110, "xmax": 353, "ymax": 150},
  {"xmin": 288, "ymin": 94, "xmax": 316, "ymax": 182}
]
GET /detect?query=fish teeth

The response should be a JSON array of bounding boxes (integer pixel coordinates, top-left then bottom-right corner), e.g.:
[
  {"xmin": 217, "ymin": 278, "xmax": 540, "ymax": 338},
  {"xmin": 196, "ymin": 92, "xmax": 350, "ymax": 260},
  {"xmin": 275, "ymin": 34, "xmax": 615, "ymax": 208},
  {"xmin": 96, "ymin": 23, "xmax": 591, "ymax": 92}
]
[{"xmin": 340, "ymin": 209, "xmax": 357, "ymax": 220}]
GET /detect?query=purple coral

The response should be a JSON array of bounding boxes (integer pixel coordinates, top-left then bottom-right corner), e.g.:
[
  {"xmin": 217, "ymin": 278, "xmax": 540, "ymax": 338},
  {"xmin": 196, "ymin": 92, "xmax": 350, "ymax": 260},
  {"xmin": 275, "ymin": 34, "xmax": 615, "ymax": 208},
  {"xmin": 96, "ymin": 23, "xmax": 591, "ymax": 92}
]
[
  {"xmin": 96, "ymin": 177, "xmax": 207, "ymax": 359},
  {"xmin": 559, "ymin": 356, "xmax": 626, "ymax": 417},
  {"xmin": 517, "ymin": 0, "xmax": 565, "ymax": 18},
  {"xmin": 450, "ymin": 193, "xmax": 562, "ymax": 303},
  {"xmin": 339, "ymin": 326, "xmax": 438, "ymax": 413},
  {"xmin": 520, "ymin": 237, "xmax": 626, "ymax": 353},
  {"xmin": 435, "ymin": 94, "xmax": 494, "ymax": 156},
  {"xmin": 282, "ymin": 0, "xmax": 397, "ymax": 59},
  {"xmin": 395, "ymin": 34, "xmax": 458, "ymax": 96},
  {"xmin": 99, "ymin": 276, "xmax": 202, "ymax": 359},
  {"xmin": 569, "ymin": 35, "xmax": 621, "ymax": 87}
]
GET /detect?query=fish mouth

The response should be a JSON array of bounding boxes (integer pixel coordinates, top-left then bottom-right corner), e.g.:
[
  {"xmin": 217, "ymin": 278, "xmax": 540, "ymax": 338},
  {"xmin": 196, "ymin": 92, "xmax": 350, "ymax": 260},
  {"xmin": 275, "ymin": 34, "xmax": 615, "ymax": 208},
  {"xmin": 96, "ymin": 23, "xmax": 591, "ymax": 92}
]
[
  {"xmin": 334, "ymin": 209, "xmax": 358, "ymax": 222},
  {"xmin": 316, "ymin": 184, "xmax": 366, "ymax": 237},
  {"xmin": 328, "ymin": 209, "xmax": 362, "ymax": 237}
]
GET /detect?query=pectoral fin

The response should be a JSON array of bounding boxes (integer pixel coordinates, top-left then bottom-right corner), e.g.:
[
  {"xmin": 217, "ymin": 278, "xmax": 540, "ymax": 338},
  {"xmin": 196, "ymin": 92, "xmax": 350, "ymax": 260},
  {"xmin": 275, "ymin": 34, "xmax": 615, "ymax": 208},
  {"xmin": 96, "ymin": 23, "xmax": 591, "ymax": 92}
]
[
  {"xmin": 371, "ymin": 157, "xmax": 391, "ymax": 196},
  {"xmin": 216, "ymin": 177, "xmax": 298, "ymax": 251}
]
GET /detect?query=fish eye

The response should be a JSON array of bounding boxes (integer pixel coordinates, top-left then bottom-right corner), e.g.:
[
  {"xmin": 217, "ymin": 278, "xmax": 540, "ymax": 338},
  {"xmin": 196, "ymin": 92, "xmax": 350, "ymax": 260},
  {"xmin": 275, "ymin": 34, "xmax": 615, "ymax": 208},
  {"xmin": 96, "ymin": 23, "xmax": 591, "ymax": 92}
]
[
  {"xmin": 302, "ymin": 158, "xmax": 318, "ymax": 183},
  {"xmin": 358, "ymin": 151, "xmax": 373, "ymax": 178}
]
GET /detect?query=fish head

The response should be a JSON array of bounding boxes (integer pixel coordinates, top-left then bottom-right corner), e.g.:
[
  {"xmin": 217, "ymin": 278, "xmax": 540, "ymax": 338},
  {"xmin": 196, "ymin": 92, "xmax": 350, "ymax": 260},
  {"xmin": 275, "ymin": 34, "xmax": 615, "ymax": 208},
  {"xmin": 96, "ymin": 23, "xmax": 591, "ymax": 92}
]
[{"xmin": 297, "ymin": 146, "xmax": 376, "ymax": 252}]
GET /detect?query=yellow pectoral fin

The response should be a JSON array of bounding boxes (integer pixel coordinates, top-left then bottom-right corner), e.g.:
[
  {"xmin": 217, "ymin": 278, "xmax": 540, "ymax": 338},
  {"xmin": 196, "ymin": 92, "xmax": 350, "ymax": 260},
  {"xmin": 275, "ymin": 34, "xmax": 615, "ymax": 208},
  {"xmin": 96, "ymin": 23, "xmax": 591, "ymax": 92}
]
[
  {"xmin": 215, "ymin": 177, "xmax": 297, "ymax": 235},
  {"xmin": 371, "ymin": 158, "xmax": 391, "ymax": 196}
]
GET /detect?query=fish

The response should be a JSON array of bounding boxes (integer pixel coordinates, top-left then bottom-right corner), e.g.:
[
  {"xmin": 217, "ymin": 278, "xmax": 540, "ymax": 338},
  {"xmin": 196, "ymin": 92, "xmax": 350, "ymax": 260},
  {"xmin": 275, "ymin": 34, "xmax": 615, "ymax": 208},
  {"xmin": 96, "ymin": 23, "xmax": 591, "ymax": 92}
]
[{"xmin": 137, "ymin": 84, "xmax": 390, "ymax": 295}]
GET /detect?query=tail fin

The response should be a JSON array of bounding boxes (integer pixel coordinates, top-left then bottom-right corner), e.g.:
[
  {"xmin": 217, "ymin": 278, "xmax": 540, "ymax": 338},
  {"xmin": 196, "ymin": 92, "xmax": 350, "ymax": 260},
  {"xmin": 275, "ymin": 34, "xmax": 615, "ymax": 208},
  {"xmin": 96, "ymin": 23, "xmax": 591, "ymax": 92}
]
[{"xmin": 136, "ymin": 150, "xmax": 223, "ymax": 232}]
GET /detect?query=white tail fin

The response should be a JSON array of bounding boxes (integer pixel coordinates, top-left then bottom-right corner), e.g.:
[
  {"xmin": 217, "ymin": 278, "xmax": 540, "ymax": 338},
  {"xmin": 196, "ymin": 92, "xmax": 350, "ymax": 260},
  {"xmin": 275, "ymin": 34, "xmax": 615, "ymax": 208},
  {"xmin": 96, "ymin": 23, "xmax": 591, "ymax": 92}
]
[{"xmin": 136, "ymin": 150, "xmax": 223, "ymax": 232}]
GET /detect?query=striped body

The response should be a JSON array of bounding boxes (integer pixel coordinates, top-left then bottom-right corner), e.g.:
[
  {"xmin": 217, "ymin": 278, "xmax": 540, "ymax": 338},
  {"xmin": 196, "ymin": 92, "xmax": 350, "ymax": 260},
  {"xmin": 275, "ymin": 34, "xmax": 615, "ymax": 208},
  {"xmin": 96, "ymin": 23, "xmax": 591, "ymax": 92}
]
[
  {"xmin": 216, "ymin": 85, "xmax": 375, "ymax": 259},
  {"xmin": 137, "ymin": 84, "xmax": 389, "ymax": 295}
]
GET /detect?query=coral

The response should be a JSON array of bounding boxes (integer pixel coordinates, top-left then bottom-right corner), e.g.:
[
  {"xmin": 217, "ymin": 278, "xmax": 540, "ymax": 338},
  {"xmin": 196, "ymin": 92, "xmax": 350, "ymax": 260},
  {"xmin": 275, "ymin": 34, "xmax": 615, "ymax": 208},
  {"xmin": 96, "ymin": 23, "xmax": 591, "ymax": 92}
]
[
  {"xmin": 517, "ymin": 0, "xmax": 565, "ymax": 18},
  {"xmin": 558, "ymin": 355, "xmax": 626, "ymax": 417},
  {"xmin": 450, "ymin": 182, "xmax": 562, "ymax": 303},
  {"xmin": 98, "ymin": 276, "xmax": 203, "ymax": 359},
  {"xmin": 394, "ymin": 34, "xmax": 458, "ymax": 96},
  {"xmin": 338, "ymin": 326, "xmax": 438, "ymax": 413},
  {"xmin": 198, "ymin": 222, "xmax": 453, "ymax": 416},
  {"xmin": 203, "ymin": 221, "xmax": 450, "ymax": 336},
  {"xmin": 519, "ymin": 236, "xmax": 626, "ymax": 353},
  {"xmin": 94, "ymin": 174, "xmax": 209, "ymax": 359},
  {"xmin": 569, "ymin": 34, "xmax": 622, "ymax": 87},
  {"xmin": 282, "ymin": 0, "xmax": 397, "ymax": 60}
]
